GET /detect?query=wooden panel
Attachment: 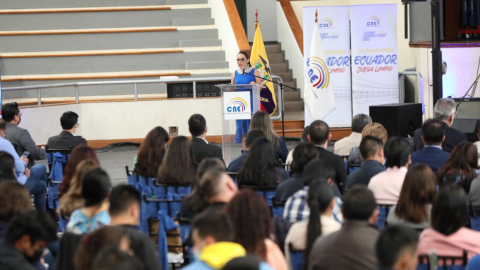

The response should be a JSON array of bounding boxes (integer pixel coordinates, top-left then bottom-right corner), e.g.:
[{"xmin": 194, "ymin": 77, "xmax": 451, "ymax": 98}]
[
  {"xmin": 409, "ymin": 40, "xmax": 480, "ymax": 48},
  {"xmin": 223, "ymin": 0, "xmax": 250, "ymax": 55},
  {"xmin": 0, "ymin": 6, "xmax": 171, "ymax": 14},
  {"xmin": 279, "ymin": 0, "xmax": 303, "ymax": 55},
  {"xmin": 0, "ymin": 49, "xmax": 184, "ymax": 58},
  {"xmin": 1, "ymin": 71, "xmax": 190, "ymax": 82},
  {"xmin": 87, "ymin": 135, "xmax": 223, "ymax": 149},
  {"xmin": 0, "ymin": 27, "xmax": 177, "ymax": 36},
  {"xmin": 443, "ymin": 0, "xmax": 461, "ymax": 41}
]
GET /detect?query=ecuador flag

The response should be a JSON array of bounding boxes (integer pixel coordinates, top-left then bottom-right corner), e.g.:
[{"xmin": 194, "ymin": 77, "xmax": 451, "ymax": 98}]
[{"xmin": 250, "ymin": 25, "xmax": 277, "ymax": 115}]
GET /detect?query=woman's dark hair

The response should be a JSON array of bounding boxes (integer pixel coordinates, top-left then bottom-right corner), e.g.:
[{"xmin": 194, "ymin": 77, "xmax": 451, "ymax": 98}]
[
  {"xmin": 438, "ymin": 141, "xmax": 479, "ymax": 193},
  {"xmin": 196, "ymin": 158, "xmax": 225, "ymax": 181},
  {"xmin": 92, "ymin": 246, "xmax": 145, "ymax": 270},
  {"xmin": 223, "ymin": 255, "xmax": 261, "ymax": 270},
  {"xmin": 237, "ymin": 138, "xmax": 281, "ymax": 187},
  {"xmin": 290, "ymin": 143, "xmax": 318, "ymax": 175},
  {"xmin": 134, "ymin": 126, "xmax": 169, "ymax": 177},
  {"xmin": 60, "ymin": 145, "xmax": 100, "ymax": 197},
  {"xmin": 157, "ymin": 136, "xmax": 196, "ymax": 186},
  {"xmin": 0, "ymin": 151, "xmax": 16, "ymax": 182},
  {"xmin": 384, "ymin": 136, "xmax": 411, "ymax": 168},
  {"xmin": 431, "ymin": 184, "xmax": 468, "ymax": 236},
  {"xmin": 82, "ymin": 168, "xmax": 111, "ymax": 207},
  {"xmin": 395, "ymin": 164, "xmax": 436, "ymax": 223},
  {"xmin": 0, "ymin": 182, "xmax": 32, "ymax": 222},
  {"xmin": 305, "ymin": 181, "xmax": 334, "ymax": 270},
  {"xmin": 237, "ymin": 51, "xmax": 251, "ymax": 67},
  {"xmin": 184, "ymin": 167, "xmax": 225, "ymax": 214},
  {"xmin": 225, "ymin": 190, "xmax": 271, "ymax": 260},
  {"xmin": 301, "ymin": 126, "xmax": 310, "ymax": 143}
]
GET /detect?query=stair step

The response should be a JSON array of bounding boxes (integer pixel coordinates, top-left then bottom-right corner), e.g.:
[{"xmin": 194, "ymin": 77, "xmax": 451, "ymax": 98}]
[
  {"xmin": 265, "ymin": 44, "xmax": 281, "ymax": 54},
  {"xmin": 173, "ymin": 18, "xmax": 214, "ymax": 27},
  {"xmin": 186, "ymin": 61, "xmax": 229, "ymax": 70},
  {"xmin": 274, "ymin": 72, "xmax": 293, "ymax": 82},
  {"xmin": 270, "ymin": 63, "xmax": 288, "ymax": 73},
  {"xmin": 180, "ymin": 39, "xmax": 222, "ymax": 47},
  {"xmin": 272, "ymin": 120, "xmax": 305, "ymax": 130},
  {"xmin": 167, "ymin": 0, "xmax": 208, "ymax": 4},
  {"xmin": 0, "ymin": 0, "xmax": 206, "ymax": 9},
  {"xmin": 272, "ymin": 81, "xmax": 297, "ymax": 91},
  {"xmin": 284, "ymin": 91, "xmax": 301, "ymax": 102},
  {"xmin": 285, "ymin": 101, "xmax": 305, "ymax": 112},
  {"xmin": 267, "ymin": 53, "xmax": 285, "ymax": 63}
]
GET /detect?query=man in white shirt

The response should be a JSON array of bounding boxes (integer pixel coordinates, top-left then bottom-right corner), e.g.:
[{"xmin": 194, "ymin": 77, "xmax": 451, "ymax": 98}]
[{"xmin": 334, "ymin": 114, "xmax": 372, "ymax": 156}]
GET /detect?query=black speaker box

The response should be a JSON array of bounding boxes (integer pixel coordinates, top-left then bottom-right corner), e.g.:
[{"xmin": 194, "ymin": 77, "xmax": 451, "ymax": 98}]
[
  {"xmin": 451, "ymin": 118, "xmax": 480, "ymax": 142},
  {"xmin": 369, "ymin": 103, "xmax": 423, "ymax": 138}
]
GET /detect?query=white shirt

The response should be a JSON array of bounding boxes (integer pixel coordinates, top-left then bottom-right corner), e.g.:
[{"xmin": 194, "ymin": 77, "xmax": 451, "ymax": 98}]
[
  {"xmin": 334, "ymin": 132, "xmax": 362, "ymax": 156},
  {"xmin": 368, "ymin": 167, "xmax": 408, "ymax": 205}
]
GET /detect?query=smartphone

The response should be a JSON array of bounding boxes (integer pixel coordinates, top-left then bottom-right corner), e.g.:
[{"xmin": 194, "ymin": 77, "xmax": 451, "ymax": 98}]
[{"xmin": 21, "ymin": 151, "xmax": 30, "ymax": 158}]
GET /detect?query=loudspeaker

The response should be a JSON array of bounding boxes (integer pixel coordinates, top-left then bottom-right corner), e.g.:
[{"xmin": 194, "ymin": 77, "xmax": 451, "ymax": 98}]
[
  {"xmin": 369, "ymin": 103, "xmax": 423, "ymax": 138},
  {"xmin": 451, "ymin": 118, "xmax": 480, "ymax": 142}
]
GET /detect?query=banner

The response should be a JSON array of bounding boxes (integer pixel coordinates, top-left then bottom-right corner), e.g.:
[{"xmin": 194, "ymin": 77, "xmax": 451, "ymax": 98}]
[
  {"xmin": 223, "ymin": 91, "xmax": 252, "ymax": 120},
  {"xmin": 350, "ymin": 4, "xmax": 399, "ymax": 116},
  {"xmin": 303, "ymin": 6, "xmax": 352, "ymax": 127}
]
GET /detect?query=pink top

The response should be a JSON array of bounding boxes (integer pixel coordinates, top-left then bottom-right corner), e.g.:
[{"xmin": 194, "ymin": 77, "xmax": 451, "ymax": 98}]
[
  {"xmin": 418, "ymin": 228, "xmax": 480, "ymax": 259},
  {"xmin": 265, "ymin": 238, "xmax": 288, "ymax": 270},
  {"xmin": 368, "ymin": 167, "xmax": 407, "ymax": 205}
]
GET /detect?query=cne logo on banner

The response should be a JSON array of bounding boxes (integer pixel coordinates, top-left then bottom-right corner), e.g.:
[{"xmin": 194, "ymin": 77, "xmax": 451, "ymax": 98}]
[
  {"xmin": 319, "ymin": 17, "xmax": 334, "ymax": 28},
  {"xmin": 367, "ymin": 16, "xmax": 381, "ymax": 27},
  {"xmin": 307, "ymin": 57, "xmax": 330, "ymax": 90},
  {"xmin": 227, "ymin": 97, "xmax": 248, "ymax": 113}
]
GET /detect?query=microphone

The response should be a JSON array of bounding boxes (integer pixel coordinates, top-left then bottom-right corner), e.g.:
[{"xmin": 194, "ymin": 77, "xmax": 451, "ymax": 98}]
[{"xmin": 242, "ymin": 67, "xmax": 245, "ymax": 75}]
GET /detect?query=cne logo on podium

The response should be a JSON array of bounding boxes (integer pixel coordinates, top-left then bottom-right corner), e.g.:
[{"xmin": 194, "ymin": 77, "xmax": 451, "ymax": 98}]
[
  {"xmin": 223, "ymin": 91, "xmax": 252, "ymax": 120},
  {"xmin": 227, "ymin": 97, "xmax": 248, "ymax": 112}
]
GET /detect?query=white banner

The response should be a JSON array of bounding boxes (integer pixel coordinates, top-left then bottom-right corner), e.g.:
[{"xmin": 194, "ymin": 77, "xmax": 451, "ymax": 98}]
[
  {"xmin": 303, "ymin": 6, "xmax": 352, "ymax": 127},
  {"xmin": 350, "ymin": 4, "xmax": 399, "ymax": 116},
  {"xmin": 223, "ymin": 91, "xmax": 252, "ymax": 120}
]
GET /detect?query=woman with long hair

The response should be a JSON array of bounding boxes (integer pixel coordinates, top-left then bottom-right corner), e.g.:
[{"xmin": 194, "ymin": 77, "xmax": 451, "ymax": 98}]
[
  {"xmin": 157, "ymin": 136, "xmax": 197, "ymax": 186},
  {"xmin": 387, "ymin": 164, "xmax": 436, "ymax": 229},
  {"xmin": 250, "ymin": 111, "xmax": 288, "ymax": 162},
  {"xmin": 0, "ymin": 182, "xmax": 32, "ymax": 238},
  {"xmin": 134, "ymin": 126, "xmax": 169, "ymax": 177},
  {"xmin": 226, "ymin": 190, "xmax": 288, "ymax": 270},
  {"xmin": 0, "ymin": 152, "xmax": 16, "ymax": 182},
  {"xmin": 60, "ymin": 145, "xmax": 100, "ymax": 197},
  {"xmin": 237, "ymin": 138, "xmax": 288, "ymax": 187}
]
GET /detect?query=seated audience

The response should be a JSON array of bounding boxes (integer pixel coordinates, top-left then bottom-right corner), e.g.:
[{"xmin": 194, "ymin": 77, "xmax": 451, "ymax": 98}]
[
  {"xmin": 66, "ymin": 168, "xmax": 111, "ymax": 234},
  {"xmin": 387, "ymin": 164, "xmax": 436, "ymax": 230},
  {"xmin": 308, "ymin": 120, "xmax": 346, "ymax": 188},
  {"xmin": 227, "ymin": 130, "xmax": 265, "ymax": 173},
  {"xmin": 226, "ymin": 190, "xmax": 288, "ymax": 270},
  {"xmin": 2, "ymin": 102, "xmax": 45, "ymax": 167},
  {"xmin": 133, "ymin": 126, "xmax": 169, "ymax": 177},
  {"xmin": 283, "ymin": 160, "xmax": 343, "ymax": 223},
  {"xmin": 418, "ymin": 184, "xmax": 480, "ymax": 259},
  {"xmin": 469, "ymin": 176, "xmax": 480, "ymax": 211},
  {"xmin": 345, "ymin": 135, "xmax": 385, "ymax": 189},
  {"xmin": 411, "ymin": 119, "xmax": 450, "ymax": 172},
  {"xmin": 196, "ymin": 157, "xmax": 226, "ymax": 180},
  {"xmin": 0, "ymin": 182, "xmax": 32, "ymax": 239},
  {"xmin": 59, "ymin": 160, "xmax": 100, "ymax": 220},
  {"xmin": 0, "ymin": 119, "xmax": 47, "ymax": 210},
  {"xmin": 376, "ymin": 226, "xmax": 419, "ymax": 270},
  {"xmin": 157, "ymin": 136, "xmax": 197, "ymax": 186},
  {"xmin": 348, "ymin": 122, "xmax": 388, "ymax": 166},
  {"xmin": 476, "ymin": 122, "xmax": 480, "ymax": 165},
  {"xmin": 275, "ymin": 143, "xmax": 318, "ymax": 203},
  {"xmin": 237, "ymin": 138, "xmax": 288, "ymax": 187},
  {"xmin": 59, "ymin": 144, "xmax": 99, "ymax": 197},
  {"xmin": 334, "ymin": 114, "xmax": 372, "ymax": 156},
  {"xmin": 182, "ymin": 209, "xmax": 273, "ymax": 270},
  {"xmin": 0, "ymin": 151, "xmax": 17, "ymax": 182},
  {"xmin": 250, "ymin": 111, "xmax": 288, "ymax": 162},
  {"xmin": 285, "ymin": 126, "xmax": 309, "ymax": 165},
  {"xmin": 0, "ymin": 210, "xmax": 57, "ymax": 270},
  {"xmin": 92, "ymin": 246, "xmax": 145, "ymax": 270},
  {"xmin": 438, "ymin": 141, "xmax": 479, "ymax": 194},
  {"xmin": 46, "ymin": 111, "xmax": 87, "ymax": 150},
  {"xmin": 414, "ymin": 98, "xmax": 467, "ymax": 152},
  {"xmin": 307, "ymin": 187, "xmax": 380, "ymax": 270},
  {"xmin": 189, "ymin": 114, "xmax": 223, "ymax": 163},
  {"xmin": 74, "ymin": 226, "xmax": 133, "ymax": 270},
  {"xmin": 108, "ymin": 185, "xmax": 160, "ymax": 270},
  {"xmin": 368, "ymin": 136, "xmax": 411, "ymax": 205},
  {"xmin": 285, "ymin": 181, "xmax": 341, "ymax": 268}
]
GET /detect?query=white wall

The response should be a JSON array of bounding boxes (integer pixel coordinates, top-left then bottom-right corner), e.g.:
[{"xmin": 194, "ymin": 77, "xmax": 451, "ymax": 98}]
[{"xmin": 246, "ymin": 0, "xmax": 277, "ymax": 42}]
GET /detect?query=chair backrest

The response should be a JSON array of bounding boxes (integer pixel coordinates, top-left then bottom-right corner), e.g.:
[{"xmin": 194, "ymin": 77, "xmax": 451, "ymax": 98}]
[
  {"xmin": 46, "ymin": 148, "xmax": 71, "ymax": 210},
  {"xmin": 417, "ymin": 250, "xmax": 468, "ymax": 270},
  {"xmin": 288, "ymin": 243, "xmax": 305, "ymax": 270},
  {"xmin": 346, "ymin": 160, "xmax": 361, "ymax": 175},
  {"xmin": 46, "ymin": 148, "xmax": 71, "ymax": 175},
  {"xmin": 376, "ymin": 204, "xmax": 394, "ymax": 230},
  {"xmin": 239, "ymin": 185, "xmax": 277, "ymax": 207},
  {"xmin": 272, "ymin": 197, "xmax": 286, "ymax": 218}
]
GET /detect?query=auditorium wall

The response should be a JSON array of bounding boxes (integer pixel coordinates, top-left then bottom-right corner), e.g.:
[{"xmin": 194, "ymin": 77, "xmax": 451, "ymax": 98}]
[{"xmin": 246, "ymin": 0, "xmax": 278, "ymax": 42}]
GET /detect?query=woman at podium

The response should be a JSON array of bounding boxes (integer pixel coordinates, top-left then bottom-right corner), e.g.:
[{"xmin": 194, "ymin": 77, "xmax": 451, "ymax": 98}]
[{"xmin": 231, "ymin": 52, "xmax": 262, "ymax": 143}]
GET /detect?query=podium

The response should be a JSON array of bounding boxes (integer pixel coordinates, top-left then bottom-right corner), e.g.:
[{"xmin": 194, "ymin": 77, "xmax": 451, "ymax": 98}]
[{"xmin": 216, "ymin": 84, "xmax": 261, "ymax": 165}]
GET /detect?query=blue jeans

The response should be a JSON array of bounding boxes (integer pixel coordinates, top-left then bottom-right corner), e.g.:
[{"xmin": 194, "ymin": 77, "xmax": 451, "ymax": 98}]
[
  {"xmin": 24, "ymin": 164, "xmax": 47, "ymax": 211},
  {"xmin": 235, "ymin": 119, "xmax": 250, "ymax": 143}
]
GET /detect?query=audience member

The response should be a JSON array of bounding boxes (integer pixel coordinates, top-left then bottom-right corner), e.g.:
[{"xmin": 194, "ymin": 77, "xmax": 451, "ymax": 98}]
[
  {"xmin": 418, "ymin": 185, "xmax": 480, "ymax": 259},
  {"xmin": 368, "ymin": 136, "xmax": 411, "ymax": 205},
  {"xmin": 0, "ymin": 151, "xmax": 17, "ymax": 182},
  {"xmin": 227, "ymin": 130, "xmax": 265, "ymax": 173},
  {"xmin": 387, "ymin": 164, "xmax": 436, "ymax": 230},
  {"xmin": 345, "ymin": 135, "xmax": 385, "ymax": 189},
  {"xmin": 196, "ymin": 157, "xmax": 226, "ymax": 180},
  {"xmin": 285, "ymin": 126, "xmax": 309, "ymax": 165},
  {"xmin": 0, "ymin": 210, "xmax": 56, "ymax": 270},
  {"xmin": 133, "ymin": 126, "xmax": 169, "ymax": 177},
  {"xmin": 0, "ymin": 119, "xmax": 47, "ymax": 210},
  {"xmin": 0, "ymin": 182, "xmax": 32, "ymax": 239},
  {"xmin": 414, "ymin": 98, "xmax": 467, "ymax": 152},
  {"xmin": 189, "ymin": 114, "xmax": 223, "ymax": 163},
  {"xmin": 411, "ymin": 119, "xmax": 450, "ymax": 172},
  {"xmin": 59, "ymin": 144, "xmax": 99, "ymax": 197},
  {"xmin": 223, "ymin": 255, "xmax": 271, "ymax": 270},
  {"xmin": 108, "ymin": 185, "xmax": 160, "ymax": 270},
  {"xmin": 226, "ymin": 190, "xmax": 288, "ymax": 270},
  {"xmin": 307, "ymin": 187, "xmax": 379, "ymax": 270},
  {"xmin": 285, "ymin": 181, "xmax": 341, "ymax": 268},
  {"xmin": 275, "ymin": 143, "xmax": 318, "ymax": 203},
  {"xmin": 157, "ymin": 136, "xmax": 197, "ymax": 186},
  {"xmin": 376, "ymin": 226, "xmax": 419, "ymax": 270},
  {"xmin": 348, "ymin": 122, "xmax": 388, "ymax": 166},
  {"xmin": 438, "ymin": 141, "xmax": 479, "ymax": 194},
  {"xmin": 237, "ymin": 138, "xmax": 288, "ymax": 187},
  {"xmin": 46, "ymin": 111, "xmax": 87, "ymax": 150},
  {"xmin": 308, "ymin": 120, "xmax": 346, "ymax": 188},
  {"xmin": 334, "ymin": 114, "xmax": 372, "ymax": 156},
  {"xmin": 2, "ymin": 102, "xmax": 45, "ymax": 167},
  {"xmin": 250, "ymin": 111, "xmax": 288, "ymax": 162},
  {"xmin": 59, "ymin": 159, "xmax": 100, "ymax": 220},
  {"xmin": 283, "ymin": 160, "xmax": 343, "ymax": 223},
  {"xmin": 92, "ymin": 246, "xmax": 145, "ymax": 270},
  {"xmin": 66, "ymin": 168, "xmax": 111, "ymax": 234},
  {"xmin": 476, "ymin": 121, "xmax": 480, "ymax": 165}
]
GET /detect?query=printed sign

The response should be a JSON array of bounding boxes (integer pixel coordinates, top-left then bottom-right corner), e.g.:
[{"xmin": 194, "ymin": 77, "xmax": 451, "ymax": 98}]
[{"xmin": 223, "ymin": 91, "xmax": 252, "ymax": 120}]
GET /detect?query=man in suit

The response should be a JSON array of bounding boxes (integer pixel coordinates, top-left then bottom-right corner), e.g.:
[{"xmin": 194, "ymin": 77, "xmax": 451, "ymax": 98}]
[
  {"xmin": 227, "ymin": 130, "xmax": 265, "ymax": 173},
  {"xmin": 46, "ymin": 111, "xmax": 87, "ymax": 150},
  {"xmin": 346, "ymin": 135, "xmax": 385, "ymax": 189},
  {"xmin": 414, "ymin": 98, "xmax": 467, "ymax": 152},
  {"xmin": 411, "ymin": 119, "xmax": 450, "ymax": 172},
  {"xmin": 308, "ymin": 120, "xmax": 346, "ymax": 190},
  {"xmin": 188, "ymin": 114, "xmax": 223, "ymax": 164}
]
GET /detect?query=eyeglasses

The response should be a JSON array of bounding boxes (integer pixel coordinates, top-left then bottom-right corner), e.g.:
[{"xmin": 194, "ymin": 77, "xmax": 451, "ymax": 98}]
[{"xmin": 236, "ymin": 58, "xmax": 245, "ymax": 62}]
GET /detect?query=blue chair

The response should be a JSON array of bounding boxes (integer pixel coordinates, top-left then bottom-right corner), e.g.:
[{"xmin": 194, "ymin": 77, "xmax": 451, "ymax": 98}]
[
  {"xmin": 288, "ymin": 244, "xmax": 305, "ymax": 270},
  {"xmin": 239, "ymin": 185, "xmax": 277, "ymax": 207},
  {"xmin": 272, "ymin": 199, "xmax": 285, "ymax": 218},
  {"xmin": 417, "ymin": 250, "xmax": 468, "ymax": 270},
  {"xmin": 467, "ymin": 254, "xmax": 480, "ymax": 270},
  {"xmin": 46, "ymin": 148, "xmax": 71, "ymax": 211},
  {"xmin": 346, "ymin": 160, "xmax": 361, "ymax": 175},
  {"xmin": 226, "ymin": 172, "xmax": 238, "ymax": 185},
  {"xmin": 125, "ymin": 166, "xmax": 156, "ymax": 192},
  {"xmin": 375, "ymin": 204, "xmax": 394, "ymax": 230}
]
